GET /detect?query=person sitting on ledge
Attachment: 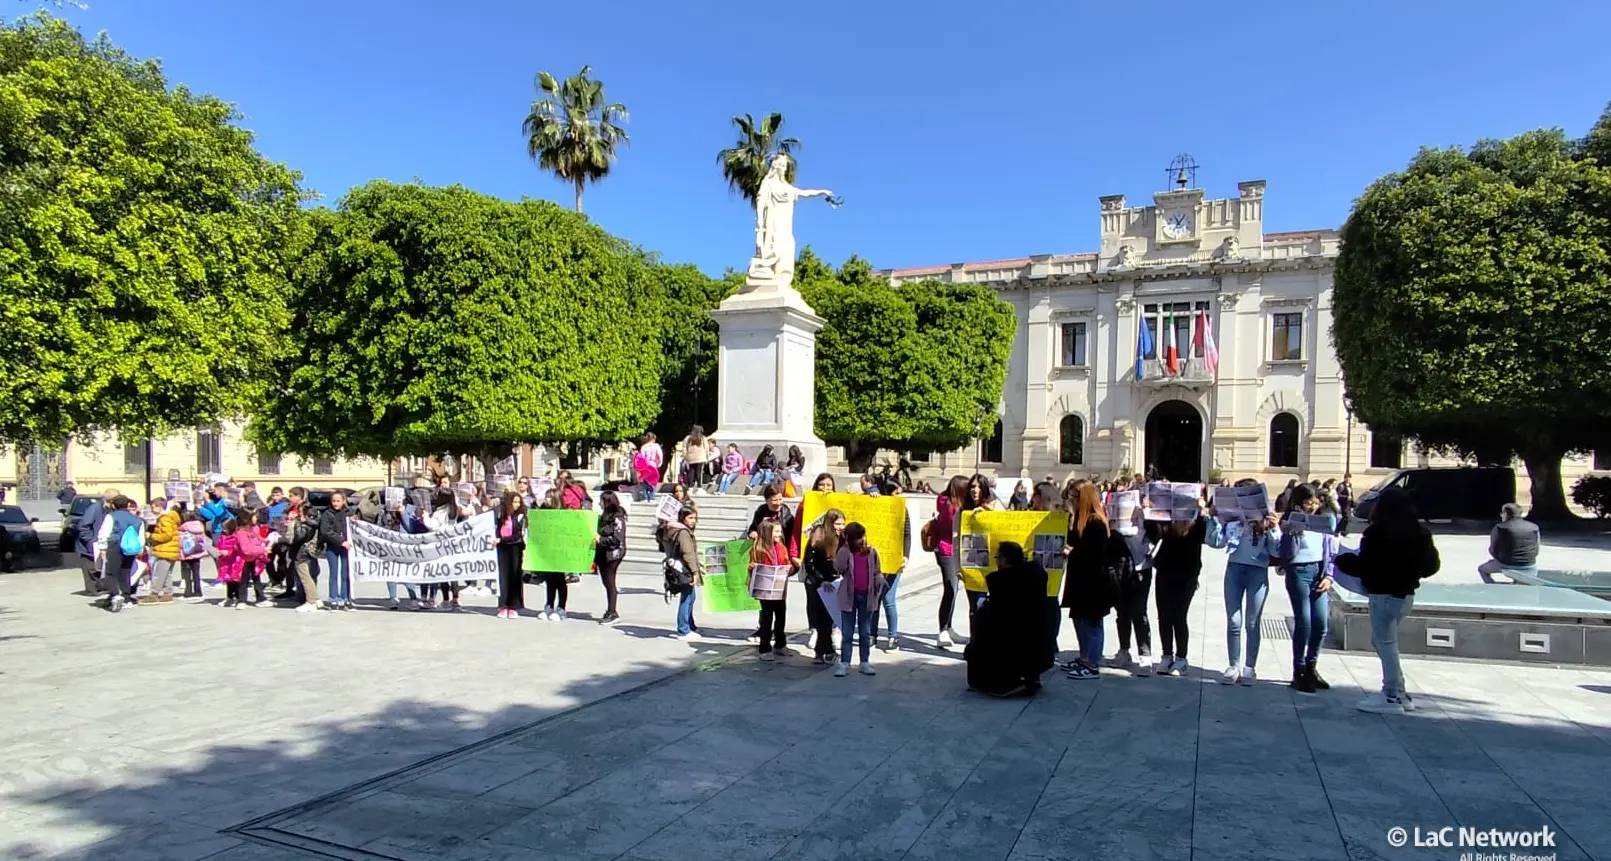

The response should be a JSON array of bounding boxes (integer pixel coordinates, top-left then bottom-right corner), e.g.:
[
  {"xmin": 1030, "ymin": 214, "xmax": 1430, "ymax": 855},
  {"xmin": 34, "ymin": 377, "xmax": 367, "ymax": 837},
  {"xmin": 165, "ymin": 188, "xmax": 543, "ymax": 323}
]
[
  {"xmin": 966, "ymin": 541, "xmax": 1055, "ymax": 697},
  {"xmin": 1478, "ymin": 503, "xmax": 1539, "ymax": 584}
]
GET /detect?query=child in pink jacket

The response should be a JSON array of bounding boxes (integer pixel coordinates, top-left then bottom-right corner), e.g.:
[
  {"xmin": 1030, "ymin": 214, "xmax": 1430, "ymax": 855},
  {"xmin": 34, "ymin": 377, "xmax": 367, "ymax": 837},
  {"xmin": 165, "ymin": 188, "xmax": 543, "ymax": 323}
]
[{"xmin": 212, "ymin": 518, "xmax": 246, "ymax": 609}]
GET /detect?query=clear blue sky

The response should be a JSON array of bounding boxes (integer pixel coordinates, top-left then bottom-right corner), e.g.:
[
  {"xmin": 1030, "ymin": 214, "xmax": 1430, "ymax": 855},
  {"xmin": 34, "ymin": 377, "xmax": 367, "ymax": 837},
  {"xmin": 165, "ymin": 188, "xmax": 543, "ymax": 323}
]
[{"xmin": 46, "ymin": 0, "xmax": 1611, "ymax": 275}]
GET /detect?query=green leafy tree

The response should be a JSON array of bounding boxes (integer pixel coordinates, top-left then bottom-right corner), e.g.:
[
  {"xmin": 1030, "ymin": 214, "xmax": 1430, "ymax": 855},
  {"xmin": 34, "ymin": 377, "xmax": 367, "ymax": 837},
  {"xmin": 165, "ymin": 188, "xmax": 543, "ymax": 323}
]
[
  {"xmin": 717, "ymin": 112, "xmax": 799, "ymax": 207},
  {"xmin": 1333, "ymin": 110, "xmax": 1611, "ymax": 519},
  {"xmin": 522, "ymin": 65, "xmax": 628, "ymax": 214},
  {"xmin": 647, "ymin": 263, "xmax": 735, "ymax": 442},
  {"xmin": 250, "ymin": 181, "xmax": 664, "ymax": 472},
  {"xmin": 0, "ymin": 15, "xmax": 305, "ymax": 448},
  {"xmin": 798, "ymin": 250, "xmax": 1016, "ymax": 471}
]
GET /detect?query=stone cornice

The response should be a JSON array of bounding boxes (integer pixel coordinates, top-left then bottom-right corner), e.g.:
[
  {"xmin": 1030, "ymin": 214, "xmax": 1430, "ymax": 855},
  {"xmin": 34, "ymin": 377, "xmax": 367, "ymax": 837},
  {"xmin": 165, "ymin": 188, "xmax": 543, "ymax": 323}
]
[{"xmin": 987, "ymin": 254, "xmax": 1332, "ymax": 293}]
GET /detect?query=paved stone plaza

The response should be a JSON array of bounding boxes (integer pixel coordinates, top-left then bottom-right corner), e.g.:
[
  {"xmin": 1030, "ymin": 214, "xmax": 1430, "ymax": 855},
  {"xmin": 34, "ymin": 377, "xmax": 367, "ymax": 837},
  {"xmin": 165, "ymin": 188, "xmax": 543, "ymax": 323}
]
[{"xmin": 3, "ymin": 533, "xmax": 1610, "ymax": 860}]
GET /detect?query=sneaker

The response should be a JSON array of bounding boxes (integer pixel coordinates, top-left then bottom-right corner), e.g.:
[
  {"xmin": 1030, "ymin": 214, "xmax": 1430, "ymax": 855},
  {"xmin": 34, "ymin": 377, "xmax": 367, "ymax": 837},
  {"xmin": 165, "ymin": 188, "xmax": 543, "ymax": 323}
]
[
  {"xmin": 1166, "ymin": 658, "xmax": 1187, "ymax": 677},
  {"xmin": 136, "ymin": 596, "xmax": 159, "ymax": 606},
  {"xmin": 1400, "ymin": 693, "xmax": 1417, "ymax": 713},
  {"xmin": 235, "ymin": 602, "xmax": 247, "ymax": 610},
  {"xmin": 812, "ymin": 655, "xmax": 826, "ymax": 666},
  {"xmin": 555, "ymin": 608, "xmax": 567, "ymax": 621},
  {"xmin": 1113, "ymin": 649, "xmax": 1134, "ymax": 669},
  {"xmin": 389, "ymin": 599, "xmax": 401, "ymax": 611},
  {"xmin": 759, "ymin": 652, "xmax": 775, "ymax": 662},
  {"xmin": 835, "ymin": 662, "xmax": 850, "ymax": 677},
  {"xmin": 880, "ymin": 636, "xmax": 892, "ymax": 651},
  {"xmin": 564, "ymin": 574, "xmax": 580, "ymax": 584},
  {"xmin": 1157, "ymin": 654, "xmax": 1175, "ymax": 674},
  {"xmin": 1239, "ymin": 667, "xmax": 1256, "ymax": 686},
  {"xmin": 746, "ymin": 629, "xmax": 761, "ymax": 642},
  {"xmin": 887, "ymin": 637, "xmax": 901, "ymax": 652},
  {"xmin": 1220, "ymin": 665, "xmax": 1240, "ymax": 685},
  {"xmin": 937, "ymin": 629, "xmax": 955, "ymax": 650},
  {"xmin": 1356, "ymin": 693, "xmax": 1406, "ymax": 715},
  {"xmin": 677, "ymin": 631, "xmax": 698, "ymax": 641},
  {"xmin": 221, "ymin": 599, "xmax": 237, "ymax": 609},
  {"xmin": 774, "ymin": 647, "xmax": 796, "ymax": 657},
  {"xmin": 110, "ymin": 595, "xmax": 125, "ymax": 613},
  {"xmin": 859, "ymin": 662, "xmax": 876, "ymax": 676},
  {"xmin": 600, "ymin": 611, "xmax": 620, "ymax": 625},
  {"xmin": 1065, "ymin": 663, "xmax": 1099, "ymax": 680},
  {"xmin": 541, "ymin": 606, "xmax": 554, "ymax": 620},
  {"xmin": 1134, "ymin": 656, "xmax": 1154, "ymax": 676},
  {"xmin": 295, "ymin": 603, "xmax": 319, "ymax": 613}
]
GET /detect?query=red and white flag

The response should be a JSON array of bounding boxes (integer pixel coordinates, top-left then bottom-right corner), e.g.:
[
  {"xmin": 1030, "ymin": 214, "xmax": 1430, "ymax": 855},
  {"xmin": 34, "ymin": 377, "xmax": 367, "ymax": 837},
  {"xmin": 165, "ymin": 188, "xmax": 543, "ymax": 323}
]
[{"xmin": 1194, "ymin": 313, "xmax": 1220, "ymax": 376}]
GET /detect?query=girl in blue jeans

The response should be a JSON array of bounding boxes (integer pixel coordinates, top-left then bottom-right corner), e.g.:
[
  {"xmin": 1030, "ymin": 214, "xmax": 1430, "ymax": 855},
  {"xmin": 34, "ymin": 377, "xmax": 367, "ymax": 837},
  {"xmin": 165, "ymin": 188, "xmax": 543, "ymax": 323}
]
[
  {"xmin": 833, "ymin": 523, "xmax": 886, "ymax": 677},
  {"xmin": 1277, "ymin": 485, "xmax": 1336, "ymax": 693},
  {"xmin": 1207, "ymin": 494, "xmax": 1282, "ymax": 686},
  {"xmin": 316, "ymin": 491, "xmax": 355, "ymax": 610}
]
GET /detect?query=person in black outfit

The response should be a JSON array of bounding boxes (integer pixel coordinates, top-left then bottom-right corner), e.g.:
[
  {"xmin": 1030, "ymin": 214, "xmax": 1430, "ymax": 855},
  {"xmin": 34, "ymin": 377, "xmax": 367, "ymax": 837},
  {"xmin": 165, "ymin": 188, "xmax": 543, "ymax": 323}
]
[
  {"xmin": 966, "ymin": 541, "xmax": 1054, "ymax": 696},
  {"xmin": 1148, "ymin": 509, "xmax": 1209, "ymax": 677},
  {"xmin": 595, "ymin": 491, "xmax": 628, "ymax": 624},
  {"xmin": 801, "ymin": 509, "xmax": 845, "ymax": 664},
  {"xmin": 1061, "ymin": 483, "xmax": 1120, "ymax": 678},
  {"xmin": 495, "ymin": 491, "xmax": 527, "ymax": 618}
]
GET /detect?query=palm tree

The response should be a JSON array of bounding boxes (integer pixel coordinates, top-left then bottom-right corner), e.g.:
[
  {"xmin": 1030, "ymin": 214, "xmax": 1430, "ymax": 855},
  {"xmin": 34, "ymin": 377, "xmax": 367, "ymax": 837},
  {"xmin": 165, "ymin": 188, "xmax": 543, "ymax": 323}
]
[
  {"xmin": 717, "ymin": 112, "xmax": 801, "ymax": 208},
  {"xmin": 522, "ymin": 65, "xmax": 629, "ymax": 213}
]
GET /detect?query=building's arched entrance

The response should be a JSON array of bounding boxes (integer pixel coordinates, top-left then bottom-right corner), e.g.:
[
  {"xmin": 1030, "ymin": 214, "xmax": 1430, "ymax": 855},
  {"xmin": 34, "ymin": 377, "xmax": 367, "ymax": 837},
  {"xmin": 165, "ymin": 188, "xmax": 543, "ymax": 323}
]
[{"xmin": 1144, "ymin": 400, "xmax": 1203, "ymax": 482}]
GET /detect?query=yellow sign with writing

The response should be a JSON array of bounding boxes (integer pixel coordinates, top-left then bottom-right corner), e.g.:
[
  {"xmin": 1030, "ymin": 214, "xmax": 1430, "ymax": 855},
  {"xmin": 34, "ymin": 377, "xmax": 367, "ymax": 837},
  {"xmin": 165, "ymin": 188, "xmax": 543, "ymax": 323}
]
[
  {"xmin": 958, "ymin": 510, "xmax": 1067, "ymax": 597},
  {"xmin": 801, "ymin": 491, "xmax": 907, "ymax": 572}
]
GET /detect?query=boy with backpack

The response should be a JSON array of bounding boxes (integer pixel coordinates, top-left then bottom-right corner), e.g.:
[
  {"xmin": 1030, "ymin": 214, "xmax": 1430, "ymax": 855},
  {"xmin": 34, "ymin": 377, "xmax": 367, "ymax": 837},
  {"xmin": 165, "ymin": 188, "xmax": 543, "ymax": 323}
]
[{"xmin": 99, "ymin": 496, "xmax": 145, "ymax": 613}]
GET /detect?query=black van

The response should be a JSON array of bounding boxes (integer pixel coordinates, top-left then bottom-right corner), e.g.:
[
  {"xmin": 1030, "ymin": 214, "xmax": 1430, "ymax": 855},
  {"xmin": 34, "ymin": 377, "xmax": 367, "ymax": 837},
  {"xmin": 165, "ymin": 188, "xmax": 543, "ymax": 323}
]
[{"xmin": 1351, "ymin": 467, "xmax": 1516, "ymax": 523}]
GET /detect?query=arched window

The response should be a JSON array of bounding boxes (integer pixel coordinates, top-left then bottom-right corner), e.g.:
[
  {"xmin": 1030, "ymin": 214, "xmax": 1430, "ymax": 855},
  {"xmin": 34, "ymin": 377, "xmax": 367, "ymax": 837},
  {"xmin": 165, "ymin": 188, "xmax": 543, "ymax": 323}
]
[
  {"xmin": 979, "ymin": 418, "xmax": 1004, "ymax": 464},
  {"xmin": 1059, "ymin": 415, "xmax": 1084, "ymax": 465},
  {"xmin": 1268, "ymin": 412, "xmax": 1300, "ymax": 468}
]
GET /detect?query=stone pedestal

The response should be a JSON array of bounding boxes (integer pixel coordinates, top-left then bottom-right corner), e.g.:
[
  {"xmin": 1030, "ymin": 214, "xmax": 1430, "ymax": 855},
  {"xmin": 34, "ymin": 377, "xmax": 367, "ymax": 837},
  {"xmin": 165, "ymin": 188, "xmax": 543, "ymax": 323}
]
[{"xmin": 710, "ymin": 284, "xmax": 827, "ymax": 475}]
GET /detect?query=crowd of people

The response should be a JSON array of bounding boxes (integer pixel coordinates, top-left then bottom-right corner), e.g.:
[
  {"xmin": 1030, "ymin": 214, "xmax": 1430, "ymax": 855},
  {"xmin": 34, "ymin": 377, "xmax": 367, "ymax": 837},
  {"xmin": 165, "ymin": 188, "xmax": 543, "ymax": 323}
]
[{"xmin": 68, "ymin": 459, "xmax": 1433, "ymax": 714}]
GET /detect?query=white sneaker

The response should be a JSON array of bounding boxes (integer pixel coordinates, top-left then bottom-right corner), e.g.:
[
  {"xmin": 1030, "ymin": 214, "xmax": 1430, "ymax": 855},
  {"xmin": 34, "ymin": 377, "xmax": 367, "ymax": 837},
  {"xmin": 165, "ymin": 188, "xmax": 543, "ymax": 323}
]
[
  {"xmin": 1113, "ymin": 649, "xmax": 1133, "ymax": 669},
  {"xmin": 1168, "ymin": 658, "xmax": 1187, "ymax": 677},
  {"xmin": 555, "ymin": 608, "xmax": 567, "ymax": 620},
  {"xmin": 1239, "ymin": 667, "xmax": 1256, "ymax": 686},
  {"xmin": 109, "ymin": 595, "xmax": 125, "ymax": 613},
  {"xmin": 1401, "ymin": 693, "xmax": 1416, "ymax": 713},
  {"xmin": 888, "ymin": 637, "xmax": 901, "ymax": 652},
  {"xmin": 859, "ymin": 662, "xmax": 876, "ymax": 676},
  {"xmin": 295, "ymin": 603, "xmax": 318, "ymax": 613},
  {"xmin": 677, "ymin": 631, "xmax": 698, "ymax": 641},
  {"xmin": 937, "ymin": 629, "xmax": 955, "ymax": 650},
  {"xmin": 1220, "ymin": 665, "xmax": 1240, "ymax": 685},
  {"xmin": 835, "ymin": 662, "xmax": 850, "ymax": 677},
  {"xmin": 759, "ymin": 652, "xmax": 775, "ymax": 662},
  {"xmin": 541, "ymin": 606, "xmax": 555, "ymax": 621},
  {"xmin": 1134, "ymin": 656, "xmax": 1154, "ymax": 676},
  {"xmin": 1357, "ymin": 693, "xmax": 1406, "ymax": 715}
]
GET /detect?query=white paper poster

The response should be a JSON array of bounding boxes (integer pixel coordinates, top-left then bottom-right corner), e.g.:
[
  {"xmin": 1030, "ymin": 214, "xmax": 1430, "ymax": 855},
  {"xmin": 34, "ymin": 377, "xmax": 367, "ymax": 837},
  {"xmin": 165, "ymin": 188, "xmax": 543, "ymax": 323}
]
[
  {"xmin": 1212, "ymin": 483, "xmax": 1271, "ymax": 523},
  {"xmin": 656, "ymin": 495, "xmax": 684, "ymax": 523},
  {"xmin": 1105, "ymin": 490, "xmax": 1140, "ymax": 535},
  {"xmin": 382, "ymin": 487, "xmax": 405, "ymax": 512},
  {"xmin": 349, "ymin": 511, "xmax": 498, "ymax": 583},
  {"xmin": 1285, "ymin": 511, "xmax": 1337, "ymax": 535},
  {"xmin": 749, "ymin": 564, "xmax": 791, "ymax": 600},
  {"xmin": 164, "ymin": 481, "xmax": 193, "ymax": 504}
]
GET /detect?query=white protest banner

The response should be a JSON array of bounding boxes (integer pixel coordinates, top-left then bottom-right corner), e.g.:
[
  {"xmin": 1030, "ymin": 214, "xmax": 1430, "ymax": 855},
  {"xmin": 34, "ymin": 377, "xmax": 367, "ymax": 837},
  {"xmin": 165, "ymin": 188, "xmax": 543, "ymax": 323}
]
[
  {"xmin": 749, "ymin": 564, "xmax": 790, "ymax": 600},
  {"xmin": 1106, "ymin": 490, "xmax": 1140, "ymax": 536},
  {"xmin": 1169, "ymin": 482, "xmax": 1202, "ymax": 521},
  {"xmin": 349, "ymin": 510, "xmax": 498, "ymax": 583},
  {"xmin": 494, "ymin": 456, "xmax": 517, "ymax": 476},
  {"xmin": 1144, "ymin": 482, "xmax": 1173, "ymax": 521}
]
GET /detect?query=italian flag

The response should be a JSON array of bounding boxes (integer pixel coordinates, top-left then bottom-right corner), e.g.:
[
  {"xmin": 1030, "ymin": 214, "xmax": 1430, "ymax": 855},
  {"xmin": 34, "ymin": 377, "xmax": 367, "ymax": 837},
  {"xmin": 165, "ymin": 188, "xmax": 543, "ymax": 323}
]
[{"xmin": 1164, "ymin": 309, "xmax": 1180, "ymax": 375}]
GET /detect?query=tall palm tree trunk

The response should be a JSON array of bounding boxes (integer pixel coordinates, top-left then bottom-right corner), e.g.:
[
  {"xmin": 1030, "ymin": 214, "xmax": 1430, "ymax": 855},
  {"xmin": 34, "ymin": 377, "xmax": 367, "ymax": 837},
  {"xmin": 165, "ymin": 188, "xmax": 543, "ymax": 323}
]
[{"xmin": 574, "ymin": 178, "xmax": 584, "ymax": 213}]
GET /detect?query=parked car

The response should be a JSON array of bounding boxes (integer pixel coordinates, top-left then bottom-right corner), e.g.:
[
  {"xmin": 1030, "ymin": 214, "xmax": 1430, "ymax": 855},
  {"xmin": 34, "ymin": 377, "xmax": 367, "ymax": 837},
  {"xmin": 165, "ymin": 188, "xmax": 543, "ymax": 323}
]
[
  {"xmin": 1352, "ymin": 466, "xmax": 1517, "ymax": 524},
  {"xmin": 1, "ymin": 504, "xmax": 43, "ymax": 557},
  {"xmin": 58, "ymin": 495, "xmax": 97, "ymax": 552},
  {"xmin": 303, "ymin": 488, "xmax": 358, "ymax": 518}
]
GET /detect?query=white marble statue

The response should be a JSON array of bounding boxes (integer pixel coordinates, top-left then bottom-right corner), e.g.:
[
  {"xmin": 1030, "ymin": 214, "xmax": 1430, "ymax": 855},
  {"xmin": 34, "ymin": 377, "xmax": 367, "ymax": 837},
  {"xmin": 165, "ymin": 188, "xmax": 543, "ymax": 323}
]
[
  {"xmin": 746, "ymin": 154, "xmax": 835, "ymax": 291},
  {"xmin": 1216, "ymin": 235, "xmax": 1242, "ymax": 261},
  {"xmin": 1113, "ymin": 244, "xmax": 1136, "ymax": 269}
]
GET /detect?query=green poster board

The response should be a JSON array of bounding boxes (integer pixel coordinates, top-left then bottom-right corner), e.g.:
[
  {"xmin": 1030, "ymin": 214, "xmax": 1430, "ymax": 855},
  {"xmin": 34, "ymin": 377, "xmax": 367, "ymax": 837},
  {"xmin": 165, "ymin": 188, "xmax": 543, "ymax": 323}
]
[
  {"xmin": 524, "ymin": 509, "xmax": 598, "ymax": 572},
  {"xmin": 701, "ymin": 538, "xmax": 760, "ymax": 614}
]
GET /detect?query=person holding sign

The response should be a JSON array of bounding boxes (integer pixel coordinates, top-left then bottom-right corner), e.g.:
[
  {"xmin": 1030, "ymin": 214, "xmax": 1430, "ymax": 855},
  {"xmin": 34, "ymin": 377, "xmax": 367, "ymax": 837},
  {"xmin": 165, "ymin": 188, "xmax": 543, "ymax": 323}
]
[
  {"xmin": 494, "ymin": 491, "xmax": 528, "ymax": 619},
  {"xmin": 1061, "ymin": 484, "xmax": 1121, "ymax": 679},
  {"xmin": 930, "ymin": 475, "xmax": 969, "ymax": 650},
  {"xmin": 534, "ymin": 489, "xmax": 571, "ymax": 620},
  {"xmin": 1274, "ymin": 485, "xmax": 1337, "ymax": 693},
  {"xmin": 1206, "ymin": 479, "xmax": 1283, "ymax": 686},
  {"xmin": 832, "ymin": 522, "xmax": 886, "ymax": 677},
  {"xmin": 749, "ymin": 521, "xmax": 793, "ymax": 660},
  {"xmin": 801, "ymin": 509, "xmax": 845, "ymax": 665},
  {"xmin": 1147, "ymin": 503, "xmax": 1210, "ymax": 677}
]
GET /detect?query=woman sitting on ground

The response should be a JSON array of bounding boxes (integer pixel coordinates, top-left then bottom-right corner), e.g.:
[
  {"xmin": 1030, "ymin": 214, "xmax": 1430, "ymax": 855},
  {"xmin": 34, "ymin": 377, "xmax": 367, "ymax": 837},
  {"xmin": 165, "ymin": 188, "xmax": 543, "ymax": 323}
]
[{"xmin": 965, "ymin": 541, "xmax": 1055, "ymax": 696}]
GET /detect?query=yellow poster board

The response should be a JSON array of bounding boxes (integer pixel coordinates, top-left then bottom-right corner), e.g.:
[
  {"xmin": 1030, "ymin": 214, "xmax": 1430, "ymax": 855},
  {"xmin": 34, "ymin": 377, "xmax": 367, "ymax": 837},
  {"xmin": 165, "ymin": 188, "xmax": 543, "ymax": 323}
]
[
  {"xmin": 958, "ymin": 510, "xmax": 1067, "ymax": 597},
  {"xmin": 801, "ymin": 491, "xmax": 907, "ymax": 572}
]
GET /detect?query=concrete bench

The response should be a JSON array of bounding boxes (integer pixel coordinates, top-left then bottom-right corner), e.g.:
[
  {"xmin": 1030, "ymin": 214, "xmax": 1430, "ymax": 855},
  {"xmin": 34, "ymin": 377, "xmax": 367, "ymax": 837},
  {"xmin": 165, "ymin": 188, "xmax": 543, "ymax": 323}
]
[
  {"xmin": 1501, "ymin": 568, "xmax": 1611, "ymax": 600},
  {"xmin": 1327, "ymin": 582, "xmax": 1611, "ymax": 666}
]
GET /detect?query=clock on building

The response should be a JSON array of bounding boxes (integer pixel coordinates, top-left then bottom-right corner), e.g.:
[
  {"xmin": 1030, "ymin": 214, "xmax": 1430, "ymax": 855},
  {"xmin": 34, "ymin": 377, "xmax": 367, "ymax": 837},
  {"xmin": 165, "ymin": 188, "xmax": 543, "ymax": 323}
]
[{"xmin": 1161, "ymin": 210, "xmax": 1195, "ymax": 239}]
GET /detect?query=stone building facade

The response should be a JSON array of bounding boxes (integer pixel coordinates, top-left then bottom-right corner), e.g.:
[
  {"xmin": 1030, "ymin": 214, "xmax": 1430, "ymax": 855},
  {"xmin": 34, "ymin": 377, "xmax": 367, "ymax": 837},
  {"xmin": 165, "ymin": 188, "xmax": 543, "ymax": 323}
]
[{"xmin": 880, "ymin": 178, "xmax": 1603, "ymax": 495}]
